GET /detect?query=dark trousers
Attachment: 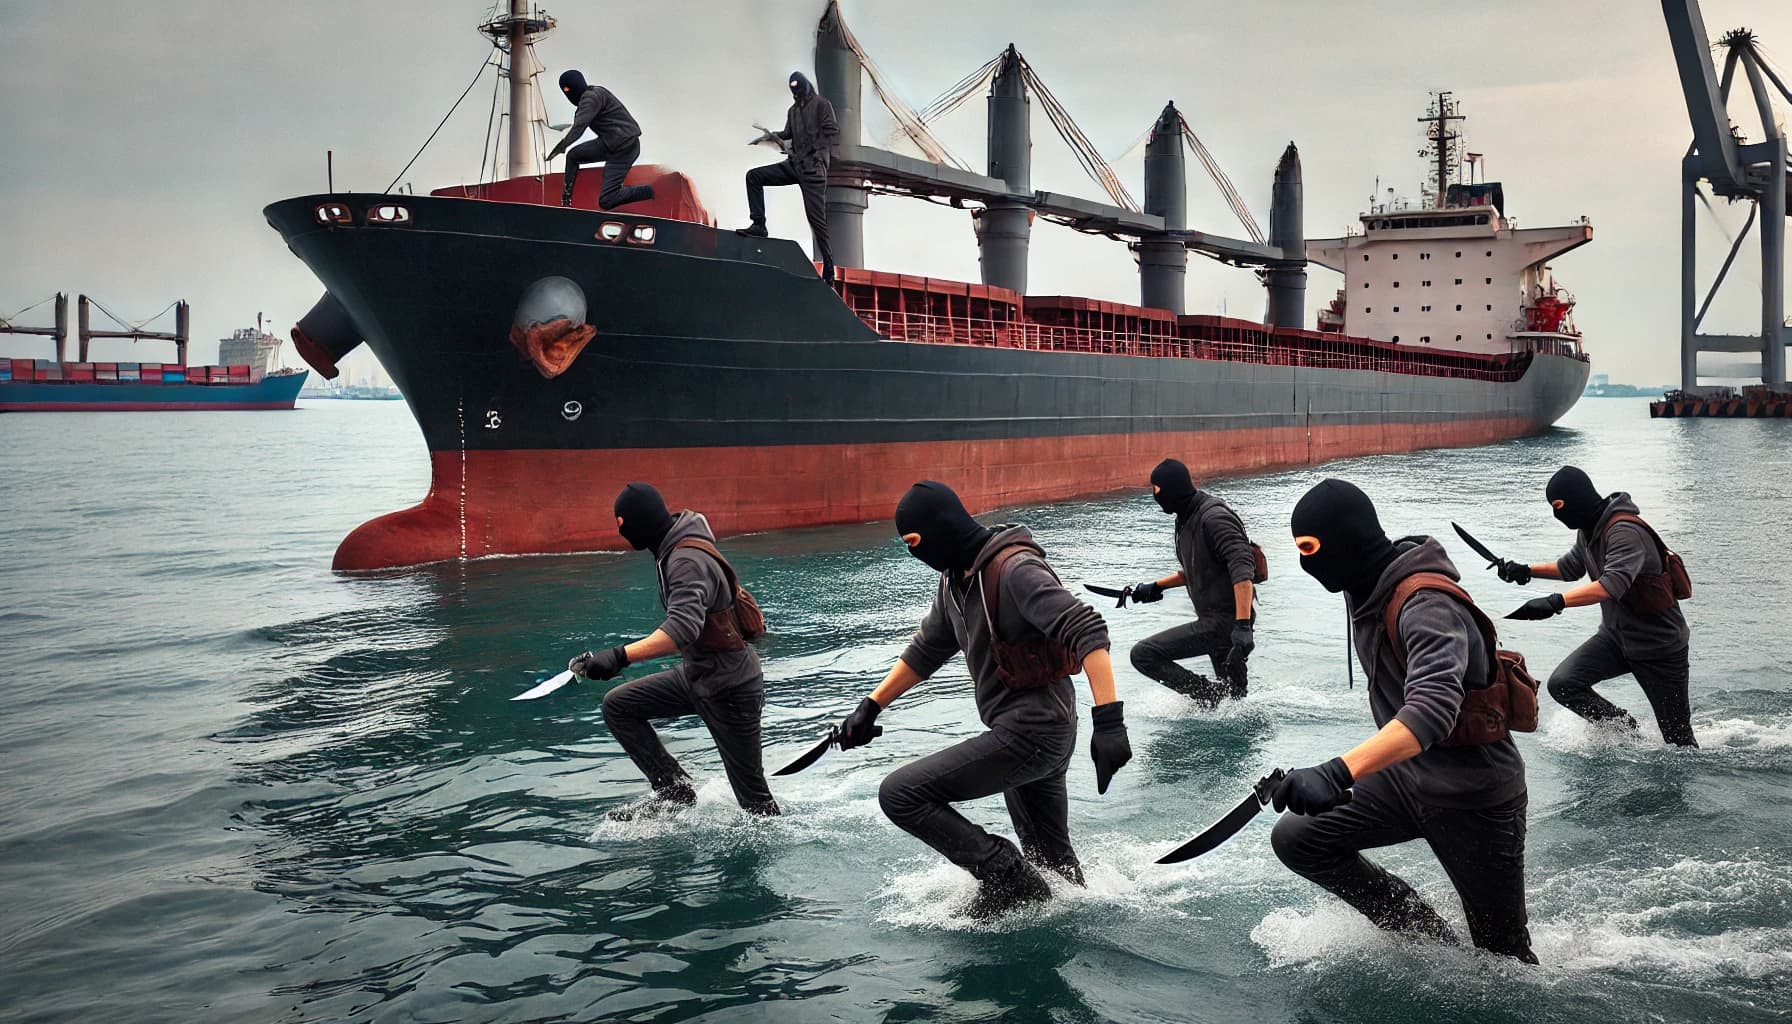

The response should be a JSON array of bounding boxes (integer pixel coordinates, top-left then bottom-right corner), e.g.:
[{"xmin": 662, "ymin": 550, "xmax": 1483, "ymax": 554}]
[
  {"xmin": 1548, "ymin": 630, "xmax": 1696, "ymax": 746},
  {"xmin": 1270, "ymin": 771, "xmax": 1535, "ymax": 962},
  {"xmin": 745, "ymin": 159, "xmax": 832, "ymax": 273},
  {"xmin": 1130, "ymin": 618, "xmax": 1237, "ymax": 705},
  {"xmin": 877, "ymin": 725, "xmax": 1082, "ymax": 884},
  {"xmin": 600, "ymin": 667, "xmax": 778, "ymax": 813},
  {"xmin": 566, "ymin": 138, "xmax": 653, "ymax": 210}
]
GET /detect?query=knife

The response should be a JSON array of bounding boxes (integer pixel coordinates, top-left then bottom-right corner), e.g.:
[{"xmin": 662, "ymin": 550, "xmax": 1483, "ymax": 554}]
[
  {"xmin": 1451, "ymin": 522, "xmax": 1504, "ymax": 570},
  {"xmin": 772, "ymin": 724, "xmax": 883, "ymax": 776},
  {"xmin": 1156, "ymin": 769, "xmax": 1289, "ymax": 864},
  {"xmin": 1083, "ymin": 583, "xmax": 1133, "ymax": 608},
  {"xmin": 511, "ymin": 669, "xmax": 578, "ymax": 701}
]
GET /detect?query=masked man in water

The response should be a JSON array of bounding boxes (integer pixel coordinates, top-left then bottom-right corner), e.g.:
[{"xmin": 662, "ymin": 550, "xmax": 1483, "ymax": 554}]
[
  {"xmin": 830, "ymin": 481, "xmax": 1131, "ymax": 918},
  {"xmin": 1126, "ymin": 458, "xmax": 1260, "ymax": 706},
  {"xmin": 1271, "ymin": 478, "xmax": 1535, "ymax": 962},
  {"xmin": 1492, "ymin": 465, "xmax": 1696, "ymax": 746},
  {"xmin": 546, "ymin": 70, "xmax": 655, "ymax": 210},
  {"xmin": 736, "ymin": 71, "xmax": 838, "ymax": 281},
  {"xmin": 570, "ymin": 483, "xmax": 778, "ymax": 819}
]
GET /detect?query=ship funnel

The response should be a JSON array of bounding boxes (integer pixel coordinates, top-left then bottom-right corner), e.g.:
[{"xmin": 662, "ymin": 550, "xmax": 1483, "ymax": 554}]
[
  {"xmin": 1139, "ymin": 101, "xmax": 1188, "ymax": 314},
  {"xmin": 1265, "ymin": 141, "xmax": 1306, "ymax": 330},
  {"xmin": 815, "ymin": 1, "xmax": 865, "ymax": 270}
]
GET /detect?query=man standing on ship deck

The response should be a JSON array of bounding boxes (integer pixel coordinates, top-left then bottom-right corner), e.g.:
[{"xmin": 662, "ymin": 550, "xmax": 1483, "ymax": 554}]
[
  {"xmin": 737, "ymin": 71, "xmax": 838, "ymax": 281},
  {"xmin": 570, "ymin": 483, "xmax": 780, "ymax": 819},
  {"xmin": 1272, "ymin": 479, "xmax": 1536, "ymax": 962},
  {"xmin": 1125, "ymin": 459, "xmax": 1260, "ymax": 707},
  {"xmin": 827, "ymin": 481, "xmax": 1132, "ymax": 918},
  {"xmin": 1493, "ymin": 466, "xmax": 1697, "ymax": 746},
  {"xmin": 547, "ymin": 70, "xmax": 656, "ymax": 211}
]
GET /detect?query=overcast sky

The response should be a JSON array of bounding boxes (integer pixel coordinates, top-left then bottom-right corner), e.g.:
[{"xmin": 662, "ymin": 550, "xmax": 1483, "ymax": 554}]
[{"xmin": 2, "ymin": 0, "xmax": 1787, "ymax": 383}]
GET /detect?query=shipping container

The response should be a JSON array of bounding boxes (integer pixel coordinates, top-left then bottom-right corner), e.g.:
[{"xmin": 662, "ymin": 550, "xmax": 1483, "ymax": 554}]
[{"xmin": 186, "ymin": 367, "xmax": 208, "ymax": 383}]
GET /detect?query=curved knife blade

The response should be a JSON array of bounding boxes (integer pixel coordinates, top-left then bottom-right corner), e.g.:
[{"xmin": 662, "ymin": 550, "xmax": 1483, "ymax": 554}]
[
  {"xmin": 1451, "ymin": 522, "xmax": 1503, "ymax": 569},
  {"xmin": 1156, "ymin": 769, "xmax": 1287, "ymax": 864}
]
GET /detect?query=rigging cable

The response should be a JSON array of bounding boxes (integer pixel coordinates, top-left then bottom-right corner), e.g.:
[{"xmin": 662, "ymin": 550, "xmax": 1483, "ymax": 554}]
[
  {"xmin": 1015, "ymin": 53, "xmax": 1138, "ymax": 211},
  {"xmin": 385, "ymin": 49, "xmax": 498, "ymax": 194},
  {"xmin": 1179, "ymin": 115, "xmax": 1265, "ymax": 244},
  {"xmin": 834, "ymin": 13, "xmax": 965, "ymax": 168},
  {"xmin": 0, "ymin": 295, "xmax": 58, "ymax": 328},
  {"xmin": 88, "ymin": 297, "xmax": 178, "ymax": 332}
]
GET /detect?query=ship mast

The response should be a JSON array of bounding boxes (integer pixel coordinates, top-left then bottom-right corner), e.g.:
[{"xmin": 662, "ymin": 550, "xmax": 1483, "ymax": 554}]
[
  {"xmin": 1417, "ymin": 91, "xmax": 1464, "ymax": 209},
  {"xmin": 480, "ymin": 1, "xmax": 556, "ymax": 178}
]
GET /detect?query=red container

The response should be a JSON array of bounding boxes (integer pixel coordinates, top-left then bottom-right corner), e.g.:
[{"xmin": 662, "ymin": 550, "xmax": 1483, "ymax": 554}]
[
  {"xmin": 68, "ymin": 369, "xmax": 96, "ymax": 382},
  {"xmin": 96, "ymin": 363, "xmax": 117, "ymax": 372},
  {"xmin": 186, "ymin": 367, "xmax": 208, "ymax": 383},
  {"xmin": 95, "ymin": 369, "xmax": 118, "ymax": 381},
  {"xmin": 227, "ymin": 364, "xmax": 251, "ymax": 376}
]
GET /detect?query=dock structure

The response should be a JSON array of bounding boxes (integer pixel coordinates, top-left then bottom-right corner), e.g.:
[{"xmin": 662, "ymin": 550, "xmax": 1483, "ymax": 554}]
[
  {"xmin": 1658, "ymin": 0, "xmax": 1790, "ymax": 415},
  {"xmin": 809, "ymin": 1, "xmax": 1299, "ymax": 323}
]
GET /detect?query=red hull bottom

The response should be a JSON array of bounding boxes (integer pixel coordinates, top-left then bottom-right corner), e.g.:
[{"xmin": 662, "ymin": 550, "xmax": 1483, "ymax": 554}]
[{"xmin": 333, "ymin": 417, "xmax": 1534, "ymax": 570}]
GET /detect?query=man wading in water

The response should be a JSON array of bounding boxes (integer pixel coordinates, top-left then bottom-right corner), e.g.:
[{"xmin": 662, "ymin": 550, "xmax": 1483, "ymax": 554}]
[
  {"xmin": 571, "ymin": 483, "xmax": 779, "ymax": 819},
  {"xmin": 1125, "ymin": 459, "xmax": 1261, "ymax": 706},
  {"xmin": 1271, "ymin": 479, "xmax": 1536, "ymax": 962},
  {"xmin": 1494, "ymin": 465, "xmax": 1697, "ymax": 746},
  {"xmin": 832, "ymin": 481, "xmax": 1132, "ymax": 918}
]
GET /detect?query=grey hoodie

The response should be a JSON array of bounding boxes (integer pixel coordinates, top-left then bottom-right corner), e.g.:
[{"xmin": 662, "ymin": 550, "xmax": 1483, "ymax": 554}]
[
  {"xmin": 899, "ymin": 526, "xmax": 1112, "ymax": 734},
  {"xmin": 1351, "ymin": 537, "xmax": 1527, "ymax": 809},
  {"xmin": 654, "ymin": 511, "xmax": 760, "ymax": 697},
  {"xmin": 1175, "ymin": 493, "xmax": 1258, "ymax": 622},
  {"xmin": 1555, "ymin": 493, "xmax": 1690, "ymax": 657}
]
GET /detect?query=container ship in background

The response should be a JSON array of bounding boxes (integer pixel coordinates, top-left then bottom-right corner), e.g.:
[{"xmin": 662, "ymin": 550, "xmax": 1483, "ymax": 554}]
[
  {"xmin": 268, "ymin": 1, "xmax": 1590, "ymax": 571},
  {"xmin": 0, "ymin": 298, "xmax": 305, "ymax": 412}
]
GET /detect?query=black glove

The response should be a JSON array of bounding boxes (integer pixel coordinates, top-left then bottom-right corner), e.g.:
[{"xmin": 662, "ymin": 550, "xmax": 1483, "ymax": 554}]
[
  {"xmin": 1506, "ymin": 593, "xmax": 1566, "ymax": 620},
  {"xmin": 569, "ymin": 645, "xmax": 629, "ymax": 680},
  {"xmin": 1496, "ymin": 559, "xmax": 1533, "ymax": 585},
  {"xmin": 1089, "ymin": 702, "xmax": 1132, "ymax": 795},
  {"xmin": 1130, "ymin": 581, "xmax": 1164, "ymax": 604},
  {"xmin": 837, "ymin": 697, "xmax": 882, "ymax": 750},
  {"xmin": 1229, "ymin": 620, "xmax": 1255, "ymax": 659},
  {"xmin": 1272, "ymin": 757, "xmax": 1354, "ymax": 815}
]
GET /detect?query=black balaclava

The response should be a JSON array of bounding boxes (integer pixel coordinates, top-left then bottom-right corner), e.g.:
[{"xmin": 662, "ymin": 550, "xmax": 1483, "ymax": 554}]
[
  {"xmin": 559, "ymin": 70, "xmax": 588, "ymax": 106},
  {"xmin": 789, "ymin": 71, "xmax": 814, "ymax": 104},
  {"xmin": 1150, "ymin": 458, "xmax": 1200, "ymax": 516},
  {"xmin": 895, "ymin": 480, "xmax": 993, "ymax": 573},
  {"xmin": 614, "ymin": 482, "xmax": 674, "ymax": 553},
  {"xmin": 1546, "ymin": 465, "xmax": 1607, "ymax": 531},
  {"xmin": 1290, "ymin": 478, "xmax": 1399, "ymax": 603}
]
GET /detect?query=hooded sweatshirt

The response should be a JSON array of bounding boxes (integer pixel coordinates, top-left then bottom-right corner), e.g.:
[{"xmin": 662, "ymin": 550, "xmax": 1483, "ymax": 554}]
[
  {"xmin": 556, "ymin": 82, "xmax": 643, "ymax": 155},
  {"xmin": 1350, "ymin": 537, "xmax": 1526, "ymax": 809},
  {"xmin": 1554, "ymin": 492, "xmax": 1690, "ymax": 656},
  {"xmin": 1175, "ymin": 493, "xmax": 1258, "ymax": 622},
  {"xmin": 777, "ymin": 73, "xmax": 839, "ymax": 178},
  {"xmin": 899, "ymin": 526, "xmax": 1111, "ymax": 734},
  {"xmin": 653, "ymin": 511, "xmax": 760, "ymax": 696}
]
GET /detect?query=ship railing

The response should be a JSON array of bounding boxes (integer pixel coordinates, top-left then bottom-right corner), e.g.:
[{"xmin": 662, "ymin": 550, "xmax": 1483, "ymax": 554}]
[{"xmin": 853, "ymin": 308, "xmax": 1533, "ymax": 383}]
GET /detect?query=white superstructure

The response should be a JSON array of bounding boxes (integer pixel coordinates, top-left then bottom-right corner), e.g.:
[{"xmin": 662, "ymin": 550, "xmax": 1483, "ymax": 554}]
[{"xmin": 1307, "ymin": 96, "xmax": 1594, "ymax": 358}]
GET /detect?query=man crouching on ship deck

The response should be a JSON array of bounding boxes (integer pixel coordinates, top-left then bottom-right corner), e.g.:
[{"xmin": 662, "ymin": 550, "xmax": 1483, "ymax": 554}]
[
  {"xmin": 571, "ymin": 483, "xmax": 779, "ymax": 819},
  {"xmin": 830, "ymin": 481, "xmax": 1132, "ymax": 918},
  {"xmin": 1272, "ymin": 479, "xmax": 1535, "ymax": 962}
]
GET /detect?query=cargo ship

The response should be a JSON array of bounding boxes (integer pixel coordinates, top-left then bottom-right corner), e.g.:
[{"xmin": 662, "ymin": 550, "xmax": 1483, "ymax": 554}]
[
  {"xmin": 268, "ymin": 2, "xmax": 1590, "ymax": 571},
  {"xmin": 0, "ymin": 299, "xmax": 306, "ymax": 412}
]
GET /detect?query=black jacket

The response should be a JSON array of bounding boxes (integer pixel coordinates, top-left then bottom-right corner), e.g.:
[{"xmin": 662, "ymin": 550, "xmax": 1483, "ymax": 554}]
[
  {"xmin": 556, "ymin": 85, "xmax": 643, "ymax": 154},
  {"xmin": 778, "ymin": 94, "xmax": 839, "ymax": 178}
]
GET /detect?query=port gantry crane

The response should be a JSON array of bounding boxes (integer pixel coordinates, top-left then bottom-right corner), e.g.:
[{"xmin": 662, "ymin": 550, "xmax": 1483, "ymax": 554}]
[{"xmin": 1663, "ymin": 0, "xmax": 1791, "ymax": 391}]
